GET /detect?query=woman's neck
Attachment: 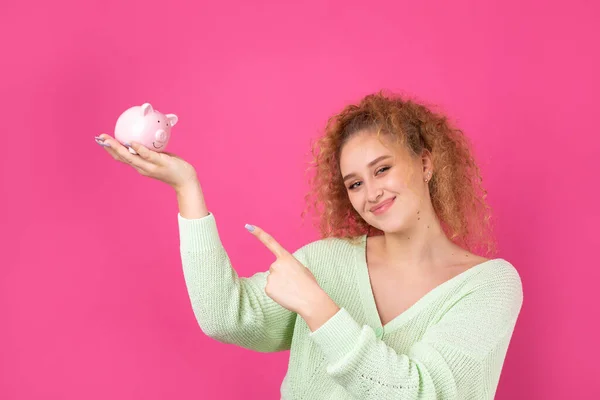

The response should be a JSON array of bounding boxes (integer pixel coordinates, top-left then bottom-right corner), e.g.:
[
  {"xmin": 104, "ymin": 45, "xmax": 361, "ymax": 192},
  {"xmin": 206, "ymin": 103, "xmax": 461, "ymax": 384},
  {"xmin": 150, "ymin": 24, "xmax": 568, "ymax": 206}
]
[{"xmin": 373, "ymin": 215, "xmax": 456, "ymax": 275}]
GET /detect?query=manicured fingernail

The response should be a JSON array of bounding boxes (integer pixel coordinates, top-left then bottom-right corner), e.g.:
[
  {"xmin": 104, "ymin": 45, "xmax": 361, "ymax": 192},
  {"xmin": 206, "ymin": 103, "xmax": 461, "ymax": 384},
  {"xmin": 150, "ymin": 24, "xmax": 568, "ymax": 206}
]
[
  {"xmin": 245, "ymin": 224, "xmax": 255, "ymax": 232},
  {"xmin": 96, "ymin": 140, "xmax": 110, "ymax": 147}
]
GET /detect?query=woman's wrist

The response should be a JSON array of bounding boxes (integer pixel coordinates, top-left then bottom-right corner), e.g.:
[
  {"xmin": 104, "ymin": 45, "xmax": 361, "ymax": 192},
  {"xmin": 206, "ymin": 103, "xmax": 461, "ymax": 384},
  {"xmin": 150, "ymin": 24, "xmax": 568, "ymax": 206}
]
[
  {"xmin": 175, "ymin": 180, "xmax": 209, "ymax": 219},
  {"xmin": 300, "ymin": 288, "xmax": 340, "ymax": 332}
]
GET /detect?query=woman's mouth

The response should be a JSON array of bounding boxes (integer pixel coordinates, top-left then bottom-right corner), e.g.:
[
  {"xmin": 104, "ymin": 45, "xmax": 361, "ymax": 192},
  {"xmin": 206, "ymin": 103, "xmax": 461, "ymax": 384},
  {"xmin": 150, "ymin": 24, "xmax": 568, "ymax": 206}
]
[{"xmin": 370, "ymin": 197, "xmax": 396, "ymax": 215}]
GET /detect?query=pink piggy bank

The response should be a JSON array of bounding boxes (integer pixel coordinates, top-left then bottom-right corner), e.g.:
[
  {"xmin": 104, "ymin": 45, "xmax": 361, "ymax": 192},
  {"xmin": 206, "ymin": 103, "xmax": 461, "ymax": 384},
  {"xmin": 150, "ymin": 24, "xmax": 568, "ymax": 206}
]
[{"xmin": 114, "ymin": 103, "xmax": 178, "ymax": 155}]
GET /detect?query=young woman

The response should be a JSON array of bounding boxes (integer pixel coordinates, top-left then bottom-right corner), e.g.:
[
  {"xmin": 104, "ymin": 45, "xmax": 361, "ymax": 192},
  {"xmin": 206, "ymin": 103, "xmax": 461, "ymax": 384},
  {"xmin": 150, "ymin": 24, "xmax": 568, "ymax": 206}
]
[{"xmin": 96, "ymin": 92, "xmax": 523, "ymax": 399}]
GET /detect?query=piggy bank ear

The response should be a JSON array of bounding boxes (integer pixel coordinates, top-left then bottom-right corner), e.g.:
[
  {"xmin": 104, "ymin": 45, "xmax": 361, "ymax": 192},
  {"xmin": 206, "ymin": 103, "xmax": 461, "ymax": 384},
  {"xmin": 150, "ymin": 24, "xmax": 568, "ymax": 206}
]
[
  {"xmin": 141, "ymin": 103, "xmax": 154, "ymax": 116},
  {"xmin": 166, "ymin": 114, "xmax": 178, "ymax": 127}
]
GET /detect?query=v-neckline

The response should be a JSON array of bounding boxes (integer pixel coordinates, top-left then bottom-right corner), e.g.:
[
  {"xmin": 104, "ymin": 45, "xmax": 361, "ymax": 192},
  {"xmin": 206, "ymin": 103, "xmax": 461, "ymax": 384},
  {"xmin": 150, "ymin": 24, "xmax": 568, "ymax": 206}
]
[{"xmin": 354, "ymin": 234, "xmax": 498, "ymax": 334}]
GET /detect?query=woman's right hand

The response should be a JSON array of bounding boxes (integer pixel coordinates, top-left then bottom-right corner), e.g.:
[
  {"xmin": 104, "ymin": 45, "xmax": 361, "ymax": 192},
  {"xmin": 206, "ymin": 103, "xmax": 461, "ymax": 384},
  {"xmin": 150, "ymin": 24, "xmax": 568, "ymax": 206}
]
[{"xmin": 95, "ymin": 133, "xmax": 199, "ymax": 192}]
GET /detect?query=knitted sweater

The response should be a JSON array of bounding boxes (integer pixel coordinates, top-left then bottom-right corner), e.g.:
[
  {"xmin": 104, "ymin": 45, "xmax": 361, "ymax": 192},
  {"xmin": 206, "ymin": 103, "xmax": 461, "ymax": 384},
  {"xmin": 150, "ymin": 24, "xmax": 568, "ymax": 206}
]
[{"xmin": 178, "ymin": 212, "xmax": 523, "ymax": 399}]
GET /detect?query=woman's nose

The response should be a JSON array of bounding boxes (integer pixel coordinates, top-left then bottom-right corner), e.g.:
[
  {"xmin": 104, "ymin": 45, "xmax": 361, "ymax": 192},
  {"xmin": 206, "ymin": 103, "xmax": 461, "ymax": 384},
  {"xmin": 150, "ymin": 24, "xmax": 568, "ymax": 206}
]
[{"xmin": 367, "ymin": 185, "xmax": 384, "ymax": 202}]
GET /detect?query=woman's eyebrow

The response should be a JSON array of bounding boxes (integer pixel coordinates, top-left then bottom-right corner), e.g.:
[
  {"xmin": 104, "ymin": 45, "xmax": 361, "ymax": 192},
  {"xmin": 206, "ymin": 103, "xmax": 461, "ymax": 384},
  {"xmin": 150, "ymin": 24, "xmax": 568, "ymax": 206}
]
[{"xmin": 342, "ymin": 155, "xmax": 393, "ymax": 182}]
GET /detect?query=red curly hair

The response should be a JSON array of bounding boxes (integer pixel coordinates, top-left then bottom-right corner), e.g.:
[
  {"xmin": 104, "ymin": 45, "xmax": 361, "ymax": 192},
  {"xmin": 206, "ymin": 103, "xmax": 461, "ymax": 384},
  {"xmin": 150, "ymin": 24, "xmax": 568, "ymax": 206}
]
[{"xmin": 301, "ymin": 91, "xmax": 497, "ymax": 257}]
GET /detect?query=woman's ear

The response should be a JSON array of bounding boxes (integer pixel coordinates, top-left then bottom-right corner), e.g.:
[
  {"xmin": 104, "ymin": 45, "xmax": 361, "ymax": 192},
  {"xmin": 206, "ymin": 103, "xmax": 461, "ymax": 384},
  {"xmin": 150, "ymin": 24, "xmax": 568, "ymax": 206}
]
[{"xmin": 421, "ymin": 149, "xmax": 434, "ymax": 175}]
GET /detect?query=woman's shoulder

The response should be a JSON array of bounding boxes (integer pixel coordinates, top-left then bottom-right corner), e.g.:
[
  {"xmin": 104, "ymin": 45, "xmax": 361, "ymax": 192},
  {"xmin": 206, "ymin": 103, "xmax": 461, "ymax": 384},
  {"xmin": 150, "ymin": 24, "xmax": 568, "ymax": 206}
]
[
  {"xmin": 475, "ymin": 258, "xmax": 522, "ymax": 282},
  {"xmin": 462, "ymin": 258, "xmax": 524, "ymax": 302}
]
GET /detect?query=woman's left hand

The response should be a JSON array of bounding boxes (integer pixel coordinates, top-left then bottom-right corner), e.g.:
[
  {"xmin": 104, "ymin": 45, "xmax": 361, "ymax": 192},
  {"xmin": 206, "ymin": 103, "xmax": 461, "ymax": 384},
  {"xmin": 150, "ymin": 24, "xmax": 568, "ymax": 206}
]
[{"xmin": 246, "ymin": 224, "xmax": 340, "ymax": 331}]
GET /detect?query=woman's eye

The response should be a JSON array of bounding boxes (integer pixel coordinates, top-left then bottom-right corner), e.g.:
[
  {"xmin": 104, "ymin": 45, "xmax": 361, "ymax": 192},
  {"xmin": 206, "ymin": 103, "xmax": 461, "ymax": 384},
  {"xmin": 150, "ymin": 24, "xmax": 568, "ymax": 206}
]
[
  {"xmin": 347, "ymin": 167, "xmax": 391, "ymax": 190},
  {"xmin": 348, "ymin": 167, "xmax": 391, "ymax": 190}
]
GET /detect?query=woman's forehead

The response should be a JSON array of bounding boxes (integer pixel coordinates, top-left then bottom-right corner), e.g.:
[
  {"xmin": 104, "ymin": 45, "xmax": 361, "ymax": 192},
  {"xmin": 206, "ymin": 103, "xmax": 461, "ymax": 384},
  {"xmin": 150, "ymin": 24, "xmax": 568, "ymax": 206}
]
[{"xmin": 341, "ymin": 133, "xmax": 406, "ymax": 163}]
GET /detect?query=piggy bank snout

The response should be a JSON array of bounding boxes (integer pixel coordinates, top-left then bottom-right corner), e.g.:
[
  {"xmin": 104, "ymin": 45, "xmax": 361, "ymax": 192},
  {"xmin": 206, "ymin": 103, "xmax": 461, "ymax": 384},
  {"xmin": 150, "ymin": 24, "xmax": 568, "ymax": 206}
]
[{"xmin": 155, "ymin": 129, "xmax": 168, "ymax": 142}]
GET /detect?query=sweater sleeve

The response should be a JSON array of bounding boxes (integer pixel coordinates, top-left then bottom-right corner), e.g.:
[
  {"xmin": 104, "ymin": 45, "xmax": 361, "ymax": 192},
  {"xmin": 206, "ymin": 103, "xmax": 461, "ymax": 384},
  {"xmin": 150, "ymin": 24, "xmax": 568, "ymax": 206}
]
[
  {"xmin": 178, "ymin": 212, "xmax": 303, "ymax": 352},
  {"xmin": 308, "ymin": 265, "xmax": 523, "ymax": 399}
]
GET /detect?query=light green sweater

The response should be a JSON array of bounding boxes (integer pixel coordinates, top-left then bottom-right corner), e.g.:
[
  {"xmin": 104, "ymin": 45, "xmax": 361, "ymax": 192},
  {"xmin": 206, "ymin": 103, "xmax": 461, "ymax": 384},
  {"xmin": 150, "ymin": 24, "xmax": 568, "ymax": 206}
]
[{"xmin": 178, "ymin": 212, "xmax": 523, "ymax": 399}]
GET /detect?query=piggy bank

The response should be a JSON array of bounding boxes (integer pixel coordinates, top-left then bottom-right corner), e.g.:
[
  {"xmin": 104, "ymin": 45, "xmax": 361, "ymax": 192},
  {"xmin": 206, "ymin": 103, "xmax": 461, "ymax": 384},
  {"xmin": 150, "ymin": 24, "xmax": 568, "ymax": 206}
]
[{"xmin": 114, "ymin": 103, "xmax": 178, "ymax": 154}]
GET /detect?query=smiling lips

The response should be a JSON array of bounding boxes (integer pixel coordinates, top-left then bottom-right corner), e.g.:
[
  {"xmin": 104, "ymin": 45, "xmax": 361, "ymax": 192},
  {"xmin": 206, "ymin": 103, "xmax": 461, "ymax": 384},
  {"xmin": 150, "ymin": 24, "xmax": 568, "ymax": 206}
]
[{"xmin": 370, "ymin": 197, "xmax": 396, "ymax": 215}]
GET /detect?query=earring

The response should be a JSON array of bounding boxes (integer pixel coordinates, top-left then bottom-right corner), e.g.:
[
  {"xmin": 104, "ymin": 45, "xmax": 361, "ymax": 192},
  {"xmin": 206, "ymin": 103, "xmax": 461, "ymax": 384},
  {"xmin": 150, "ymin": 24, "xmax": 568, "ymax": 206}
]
[{"xmin": 425, "ymin": 171, "xmax": 432, "ymax": 182}]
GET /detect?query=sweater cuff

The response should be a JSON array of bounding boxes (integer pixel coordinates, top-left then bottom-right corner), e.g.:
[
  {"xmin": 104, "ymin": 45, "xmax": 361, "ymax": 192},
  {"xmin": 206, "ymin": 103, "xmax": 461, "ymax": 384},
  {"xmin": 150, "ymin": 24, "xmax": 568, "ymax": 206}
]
[
  {"xmin": 309, "ymin": 308, "xmax": 365, "ymax": 364},
  {"xmin": 177, "ymin": 212, "xmax": 223, "ymax": 252}
]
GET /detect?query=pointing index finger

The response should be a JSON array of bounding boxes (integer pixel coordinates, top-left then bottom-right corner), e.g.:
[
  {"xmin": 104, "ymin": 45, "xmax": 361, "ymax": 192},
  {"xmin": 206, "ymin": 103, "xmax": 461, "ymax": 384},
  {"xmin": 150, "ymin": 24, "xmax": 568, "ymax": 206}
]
[{"xmin": 246, "ymin": 224, "xmax": 288, "ymax": 258}]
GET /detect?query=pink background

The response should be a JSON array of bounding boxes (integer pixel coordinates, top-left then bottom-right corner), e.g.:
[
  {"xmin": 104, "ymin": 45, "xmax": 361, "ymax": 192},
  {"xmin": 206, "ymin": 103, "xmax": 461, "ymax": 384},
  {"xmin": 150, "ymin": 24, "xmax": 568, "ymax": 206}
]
[{"xmin": 1, "ymin": 0, "xmax": 598, "ymax": 399}]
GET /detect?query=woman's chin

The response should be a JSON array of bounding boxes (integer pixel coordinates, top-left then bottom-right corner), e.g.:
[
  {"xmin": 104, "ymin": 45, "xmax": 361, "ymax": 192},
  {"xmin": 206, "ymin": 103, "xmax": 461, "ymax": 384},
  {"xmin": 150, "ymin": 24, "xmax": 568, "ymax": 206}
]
[
  {"xmin": 367, "ymin": 220, "xmax": 400, "ymax": 234},
  {"xmin": 368, "ymin": 214, "xmax": 410, "ymax": 234}
]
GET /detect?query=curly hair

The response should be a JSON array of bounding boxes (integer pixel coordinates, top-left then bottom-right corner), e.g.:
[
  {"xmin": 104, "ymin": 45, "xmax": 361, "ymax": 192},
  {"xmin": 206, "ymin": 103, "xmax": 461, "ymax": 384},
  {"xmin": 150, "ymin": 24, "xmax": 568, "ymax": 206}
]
[{"xmin": 301, "ymin": 90, "xmax": 497, "ymax": 257}]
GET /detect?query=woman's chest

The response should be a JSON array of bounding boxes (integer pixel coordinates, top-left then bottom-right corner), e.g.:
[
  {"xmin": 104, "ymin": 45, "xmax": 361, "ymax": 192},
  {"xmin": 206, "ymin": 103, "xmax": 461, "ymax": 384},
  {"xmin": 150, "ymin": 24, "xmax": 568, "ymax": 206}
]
[{"xmin": 367, "ymin": 266, "xmax": 461, "ymax": 326}]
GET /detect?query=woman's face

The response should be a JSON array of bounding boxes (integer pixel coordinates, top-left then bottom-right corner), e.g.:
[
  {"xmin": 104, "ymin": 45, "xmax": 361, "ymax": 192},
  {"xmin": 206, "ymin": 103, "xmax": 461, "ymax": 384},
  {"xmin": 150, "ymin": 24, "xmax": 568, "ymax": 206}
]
[{"xmin": 339, "ymin": 130, "xmax": 430, "ymax": 234}]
